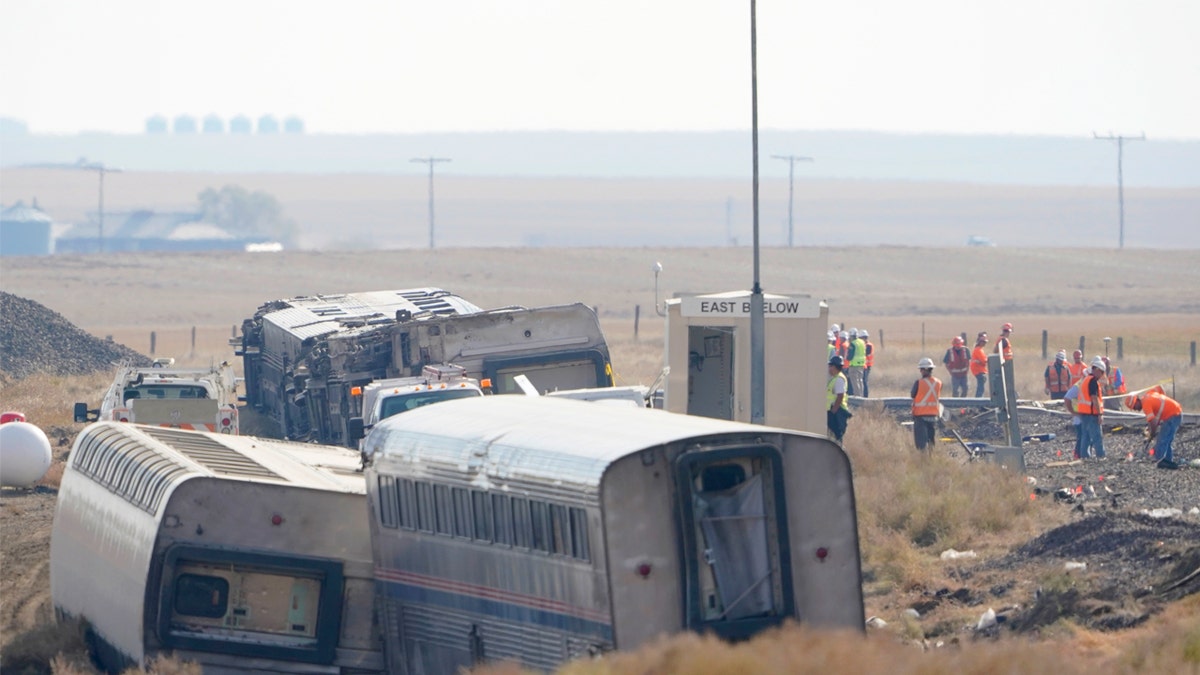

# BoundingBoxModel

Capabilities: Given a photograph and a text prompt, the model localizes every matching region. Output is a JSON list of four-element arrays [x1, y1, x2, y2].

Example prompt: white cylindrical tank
[[0, 421, 53, 487]]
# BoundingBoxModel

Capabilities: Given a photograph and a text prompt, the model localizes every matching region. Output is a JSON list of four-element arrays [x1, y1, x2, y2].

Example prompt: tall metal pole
[[749, 0, 765, 425], [98, 168, 105, 254], [1093, 132, 1145, 249], [771, 154, 813, 247], [410, 156, 451, 249]]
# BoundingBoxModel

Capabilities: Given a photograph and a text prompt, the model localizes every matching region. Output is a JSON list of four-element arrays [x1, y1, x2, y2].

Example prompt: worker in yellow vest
[[826, 355, 851, 443], [910, 357, 943, 452]]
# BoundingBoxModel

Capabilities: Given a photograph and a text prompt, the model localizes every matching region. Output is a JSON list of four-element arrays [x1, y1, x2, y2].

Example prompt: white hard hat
[[918, 357, 935, 369], [831, 323, 840, 332], [849, 327, 858, 335], [1090, 356, 1107, 372], [840, 331, 849, 339], [859, 330, 869, 339], [827, 331, 835, 340]]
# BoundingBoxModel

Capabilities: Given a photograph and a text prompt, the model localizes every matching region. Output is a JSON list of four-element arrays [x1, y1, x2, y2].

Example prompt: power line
[[410, 156, 451, 249], [770, 154, 813, 248], [1093, 132, 1145, 249]]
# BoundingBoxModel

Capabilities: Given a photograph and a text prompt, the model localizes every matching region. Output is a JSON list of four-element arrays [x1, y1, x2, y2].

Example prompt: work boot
[[1156, 458, 1179, 470]]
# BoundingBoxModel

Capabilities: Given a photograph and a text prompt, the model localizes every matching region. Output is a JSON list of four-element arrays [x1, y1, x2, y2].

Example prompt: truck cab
[[346, 364, 485, 449]]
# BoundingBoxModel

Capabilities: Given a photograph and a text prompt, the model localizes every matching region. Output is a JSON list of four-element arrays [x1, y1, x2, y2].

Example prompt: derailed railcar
[[307, 302, 614, 447], [362, 396, 863, 674], [237, 288, 482, 440], [50, 423, 382, 673]]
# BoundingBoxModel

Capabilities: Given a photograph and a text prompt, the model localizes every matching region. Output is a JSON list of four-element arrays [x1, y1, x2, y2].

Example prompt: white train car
[[50, 423, 382, 674], [362, 396, 863, 673]]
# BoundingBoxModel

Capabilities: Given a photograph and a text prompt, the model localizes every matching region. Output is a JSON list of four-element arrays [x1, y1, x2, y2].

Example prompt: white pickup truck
[[346, 364, 484, 450], [75, 359, 241, 434]]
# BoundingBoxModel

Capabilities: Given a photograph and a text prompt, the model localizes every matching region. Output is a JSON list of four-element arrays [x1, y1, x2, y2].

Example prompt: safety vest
[[1075, 375, 1100, 415], [945, 347, 970, 376], [1141, 392, 1181, 424], [1068, 361, 1088, 385], [837, 340, 848, 360], [1103, 367, 1126, 396], [849, 338, 867, 367], [865, 341, 875, 368], [1045, 362, 1072, 394], [827, 372, 849, 411], [994, 337, 1013, 361], [827, 343, 835, 360], [970, 346, 988, 376], [912, 376, 942, 417]]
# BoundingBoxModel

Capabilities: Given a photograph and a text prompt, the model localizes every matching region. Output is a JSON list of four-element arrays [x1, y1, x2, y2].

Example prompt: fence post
[[921, 322, 925, 352], [1041, 329, 1048, 359], [232, 324, 237, 338], [961, 331, 968, 345], [1191, 341, 1196, 367], [150, 331, 156, 355], [634, 305, 640, 340], [191, 326, 197, 355], [1079, 335, 1086, 354], [1117, 337, 1123, 359], [879, 329, 884, 350]]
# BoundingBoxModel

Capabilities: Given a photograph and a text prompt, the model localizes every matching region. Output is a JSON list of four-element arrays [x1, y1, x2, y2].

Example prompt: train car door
[[674, 445, 794, 641], [686, 327, 733, 420]]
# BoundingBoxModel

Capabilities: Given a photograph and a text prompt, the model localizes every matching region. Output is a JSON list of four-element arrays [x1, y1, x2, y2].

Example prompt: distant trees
[[197, 185, 298, 246]]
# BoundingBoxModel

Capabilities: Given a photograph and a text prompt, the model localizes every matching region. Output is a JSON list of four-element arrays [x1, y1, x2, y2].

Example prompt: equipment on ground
[[0, 421, 52, 487]]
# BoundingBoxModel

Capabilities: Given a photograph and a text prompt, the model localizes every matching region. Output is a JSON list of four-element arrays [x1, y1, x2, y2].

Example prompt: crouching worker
[[1126, 388, 1184, 470], [911, 357, 943, 452], [827, 355, 852, 443]]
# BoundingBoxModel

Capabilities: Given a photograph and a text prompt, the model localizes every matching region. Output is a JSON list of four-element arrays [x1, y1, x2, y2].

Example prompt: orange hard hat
[[1002, 322, 1013, 332], [953, 336, 964, 346]]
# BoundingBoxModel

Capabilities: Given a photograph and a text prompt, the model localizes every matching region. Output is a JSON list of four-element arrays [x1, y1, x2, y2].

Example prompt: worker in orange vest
[[1101, 356, 1126, 410], [1075, 357, 1107, 459], [1044, 350, 1073, 400], [943, 336, 971, 398], [994, 322, 1014, 362], [860, 329, 875, 398], [1126, 389, 1184, 469], [970, 332, 989, 397], [1067, 349, 1088, 385], [911, 357, 943, 451]]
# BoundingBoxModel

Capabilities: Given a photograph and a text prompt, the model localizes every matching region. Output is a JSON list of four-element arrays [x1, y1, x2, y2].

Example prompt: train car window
[[549, 504, 570, 556], [173, 574, 229, 618], [701, 464, 746, 492], [416, 482, 435, 532], [397, 479, 416, 530], [530, 501, 551, 553], [511, 497, 532, 549], [570, 507, 591, 562], [434, 485, 453, 535], [377, 476, 399, 529], [471, 491, 492, 542], [452, 488, 472, 538], [492, 494, 513, 546]]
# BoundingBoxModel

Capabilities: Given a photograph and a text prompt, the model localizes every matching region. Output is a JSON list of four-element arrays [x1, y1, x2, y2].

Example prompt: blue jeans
[[1072, 420, 1082, 458], [974, 374, 987, 398], [1079, 415, 1105, 458], [1154, 415, 1181, 463]]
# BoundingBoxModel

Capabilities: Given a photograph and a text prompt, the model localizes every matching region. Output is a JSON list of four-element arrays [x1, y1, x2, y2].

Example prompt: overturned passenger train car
[[50, 422, 381, 673], [362, 396, 864, 673]]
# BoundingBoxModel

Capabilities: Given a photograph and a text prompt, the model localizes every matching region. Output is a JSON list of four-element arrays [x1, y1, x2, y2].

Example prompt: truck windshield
[[378, 389, 481, 421], [126, 385, 209, 401]]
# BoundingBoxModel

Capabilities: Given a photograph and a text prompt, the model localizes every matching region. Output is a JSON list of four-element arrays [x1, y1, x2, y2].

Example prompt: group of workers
[[825, 321, 1186, 469]]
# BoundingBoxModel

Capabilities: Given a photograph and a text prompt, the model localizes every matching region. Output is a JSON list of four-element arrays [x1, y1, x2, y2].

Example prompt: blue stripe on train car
[[376, 577, 615, 643]]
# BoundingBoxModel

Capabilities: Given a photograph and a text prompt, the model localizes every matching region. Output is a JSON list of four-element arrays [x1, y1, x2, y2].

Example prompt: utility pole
[[1093, 132, 1145, 249], [749, 0, 765, 425], [22, 158, 120, 253], [410, 156, 451, 249], [770, 154, 813, 247]]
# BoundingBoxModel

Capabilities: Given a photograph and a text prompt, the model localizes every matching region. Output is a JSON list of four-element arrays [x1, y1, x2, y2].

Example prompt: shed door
[[687, 327, 733, 420]]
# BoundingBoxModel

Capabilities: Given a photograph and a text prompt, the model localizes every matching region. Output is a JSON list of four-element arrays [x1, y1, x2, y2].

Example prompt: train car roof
[[364, 395, 806, 489], [76, 422, 366, 495], [260, 288, 483, 336]]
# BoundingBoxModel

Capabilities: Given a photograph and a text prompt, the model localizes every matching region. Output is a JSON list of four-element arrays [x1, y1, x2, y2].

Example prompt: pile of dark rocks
[[0, 291, 149, 380]]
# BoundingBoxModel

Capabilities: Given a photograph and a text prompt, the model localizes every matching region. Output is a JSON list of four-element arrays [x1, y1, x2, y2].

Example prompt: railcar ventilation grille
[[72, 425, 192, 514], [140, 427, 281, 480]]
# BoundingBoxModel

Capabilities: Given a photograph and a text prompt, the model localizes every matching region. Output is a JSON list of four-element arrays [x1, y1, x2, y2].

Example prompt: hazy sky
[[3, 0, 1197, 138]]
